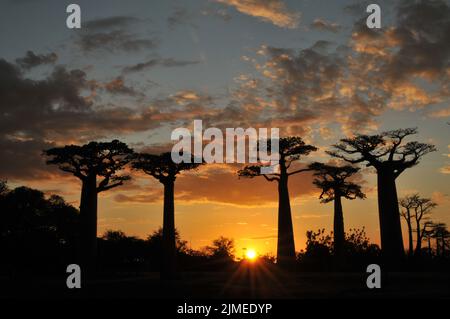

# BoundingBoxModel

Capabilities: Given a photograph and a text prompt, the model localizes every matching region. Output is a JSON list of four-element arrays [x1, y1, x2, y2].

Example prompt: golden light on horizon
[[245, 248, 257, 261]]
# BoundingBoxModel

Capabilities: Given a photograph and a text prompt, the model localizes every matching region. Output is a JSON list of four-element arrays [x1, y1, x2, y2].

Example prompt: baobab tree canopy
[[309, 163, 365, 203], [44, 140, 134, 191], [327, 128, 436, 178], [132, 152, 202, 182], [238, 137, 318, 179]]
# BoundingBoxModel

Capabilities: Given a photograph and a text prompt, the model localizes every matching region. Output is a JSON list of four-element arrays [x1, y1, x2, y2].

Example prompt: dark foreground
[[1, 270, 450, 299]]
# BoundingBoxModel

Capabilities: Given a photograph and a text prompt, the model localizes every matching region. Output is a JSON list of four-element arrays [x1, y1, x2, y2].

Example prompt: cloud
[[0, 59, 209, 180], [77, 30, 158, 53], [235, 0, 450, 136], [428, 107, 450, 118], [84, 16, 140, 30], [75, 15, 158, 53], [216, 0, 300, 29], [111, 164, 318, 206], [167, 7, 196, 30], [15, 51, 58, 70], [122, 57, 201, 74], [441, 165, 450, 174], [431, 191, 449, 204], [101, 76, 143, 97], [201, 7, 232, 22], [310, 18, 341, 33]]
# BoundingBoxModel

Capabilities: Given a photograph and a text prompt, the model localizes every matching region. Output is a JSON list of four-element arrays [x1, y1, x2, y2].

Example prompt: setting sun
[[245, 249, 257, 260]]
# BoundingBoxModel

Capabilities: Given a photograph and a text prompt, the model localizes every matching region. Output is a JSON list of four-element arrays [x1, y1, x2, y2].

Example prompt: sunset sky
[[1, 0, 449, 258]]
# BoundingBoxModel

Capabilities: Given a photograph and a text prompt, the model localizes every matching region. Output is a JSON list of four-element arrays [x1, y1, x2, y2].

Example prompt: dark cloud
[[84, 16, 140, 30], [99, 76, 143, 97], [167, 7, 196, 30], [310, 18, 341, 33], [77, 30, 159, 53], [15, 51, 58, 70], [0, 59, 173, 180], [74, 15, 158, 53], [122, 57, 201, 73]]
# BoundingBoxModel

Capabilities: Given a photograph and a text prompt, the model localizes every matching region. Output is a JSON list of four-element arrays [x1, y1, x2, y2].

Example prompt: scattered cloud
[[310, 18, 341, 33], [122, 57, 201, 74], [75, 15, 158, 53], [216, 0, 300, 29], [15, 50, 58, 70]]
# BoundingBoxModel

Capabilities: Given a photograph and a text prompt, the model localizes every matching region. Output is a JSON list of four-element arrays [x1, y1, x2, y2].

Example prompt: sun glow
[[245, 249, 257, 260]]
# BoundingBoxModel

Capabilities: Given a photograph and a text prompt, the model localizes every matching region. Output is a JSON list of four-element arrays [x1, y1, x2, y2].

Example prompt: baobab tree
[[132, 152, 201, 278], [238, 137, 317, 267], [400, 194, 436, 257], [399, 195, 417, 257], [328, 128, 436, 266], [413, 196, 436, 256], [432, 223, 449, 257], [44, 140, 133, 270], [309, 162, 365, 257]]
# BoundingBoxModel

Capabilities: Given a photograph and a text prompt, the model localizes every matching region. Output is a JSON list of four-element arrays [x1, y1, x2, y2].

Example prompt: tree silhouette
[[0, 180, 8, 195], [399, 195, 416, 257], [132, 152, 201, 278], [238, 137, 317, 267], [432, 223, 449, 257], [414, 196, 435, 256], [44, 140, 133, 271], [309, 162, 365, 257], [206, 236, 235, 261], [328, 128, 436, 266], [400, 195, 436, 257], [0, 186, 80, 275]]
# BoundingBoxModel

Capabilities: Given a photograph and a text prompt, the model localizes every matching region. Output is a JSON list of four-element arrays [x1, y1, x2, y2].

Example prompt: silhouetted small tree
[[206, 236, 235, 261], [238, 137, 317, 267], [328, 128, 436, 266], [309, 162, 365, 257], [399, 195, 416, 257], [400, 194, 436, 257], [132, 152, 201, 278], [44, 140, 133, 271], [0, 180, 8, 196], [432, 223, 449, 257]]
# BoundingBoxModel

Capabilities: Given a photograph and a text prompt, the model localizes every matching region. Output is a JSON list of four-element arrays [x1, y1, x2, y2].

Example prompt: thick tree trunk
[[276, 166, 296, 267], [333, 193, 345, 257], [377, 169, 405, 267], [162, 179, 176, 279], [79, 174, 98, 273], [414, 221, 422, 257], [427, 237, 431, 256]]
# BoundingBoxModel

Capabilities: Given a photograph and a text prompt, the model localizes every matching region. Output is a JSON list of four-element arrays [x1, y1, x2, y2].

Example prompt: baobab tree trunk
[[414, 221, 422, 257], [79, 173, 98, 274], [427, 237, 432, 256], [333, 193, 345, 258], [377, 169, 405, 267], [276, 168, 296, 267], [406, 220, 413, 257], [162, 179, 176, 279]]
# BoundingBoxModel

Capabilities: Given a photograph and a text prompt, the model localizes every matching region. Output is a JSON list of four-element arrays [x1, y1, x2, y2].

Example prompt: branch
[[262, 174, 280, 182], [288, 168, 312, 176]]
